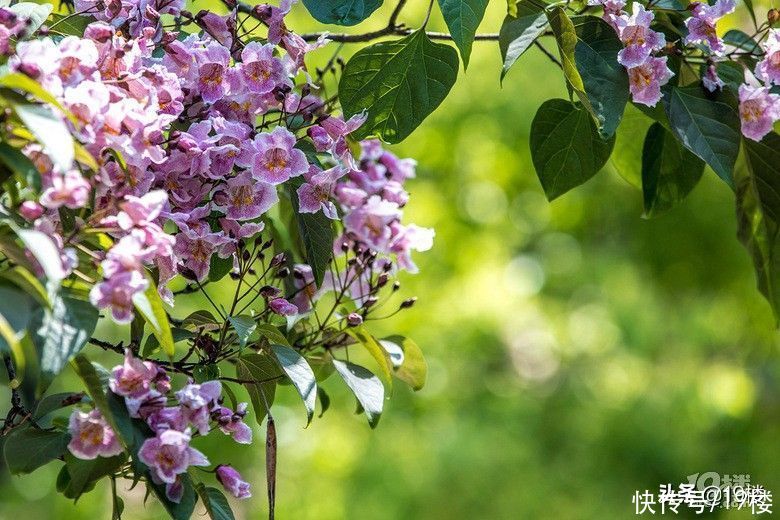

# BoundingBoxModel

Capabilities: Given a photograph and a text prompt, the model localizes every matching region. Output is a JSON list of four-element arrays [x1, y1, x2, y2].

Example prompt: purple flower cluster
[[738, 30, 780, 141], [591, 0, 674, 107], [5, 0, 431, 325], [684, 0, 736, 55], [68, 350, 252, 502]]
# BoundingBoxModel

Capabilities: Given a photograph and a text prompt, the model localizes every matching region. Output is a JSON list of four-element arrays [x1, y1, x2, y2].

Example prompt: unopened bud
[[400, 297, 417, 309], [270, 252, 286, 267], [347, 313, 363, 326], [769, 8, 780, 23], [392, 281, 401, 291], [276, 267, 290, 278]]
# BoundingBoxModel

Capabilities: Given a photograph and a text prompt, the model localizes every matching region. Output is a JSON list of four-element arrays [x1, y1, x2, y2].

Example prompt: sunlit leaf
[[271, 344, 317, 425], [438, 0, 490, 68], [333, 359, 384, 428], [499, 0, 548, 80], [132, 274, 174, 358], [340, 30, 459, 143]]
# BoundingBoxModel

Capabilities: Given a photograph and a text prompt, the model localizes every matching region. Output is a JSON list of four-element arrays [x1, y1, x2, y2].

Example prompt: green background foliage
[[2, 1, 780, 519]]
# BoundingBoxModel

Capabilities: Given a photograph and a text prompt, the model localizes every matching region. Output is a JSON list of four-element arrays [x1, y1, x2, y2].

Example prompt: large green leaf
[[529, 99, 615, 200], [301, 0, 383, 26], [132, 274, 174, 358], [381, 335, 427, 390], [0, 141, 40, 190], [333, 359, 384, 428], [3, 427, 70, 475], [339, 30, 459, 143], [610, 103, 653, 189], [641, 123, 704, 217], [737, 133, 780, 323], [573, 16, 629, 138], [287, 180, 334, 287], [665, 86, 740, 187], [14, 227, 67, 283], [8, 99, 74, 173], [30, 293, 99, 394], [235, 353, 281, 425], [60, 452, 126, 500], [271, 344, 317, 425], [499, 0, 548, 80], [195, 484, 236, 520], [228, 315, 256, 349], [0, 281, 35, 354], [438, 0, 490, 68], [547, 7, 584, 93], [9, 2, 52, 35], [346, 326, 393, 387]]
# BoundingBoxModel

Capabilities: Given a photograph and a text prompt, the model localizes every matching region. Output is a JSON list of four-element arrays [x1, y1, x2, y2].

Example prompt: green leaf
[[195, 484, 236, 520], [346, 326, 393, 388], [193, 364, 220, 383], [228, 315, 256, 349], [30, 293, 98, 394], [301, 0, 383, 26], [529, 99, 615, 200], [14, 227, 67, 282], [60, 452, 126, 500], [722, 29, 758, 53], [142, 327, 193, 357], [8, 99, 74, 173], [736, 133, 780, 323], [9, 2, 53, 35], [132, 274, 174, 358], [181, 310, 219, 332], [665, 86, 740, 187], [650, 0, 684, 9], [641, 122, 704, 217], [317, 387, 331, 417], [271, 344, 317, 425], [148, 472, 198, 520], [48, 13, 96, 36], [333, 360, 384, 428], [573, 16, 629, 138], [236, 353, 279, 425], [0, 141, 40, 190], [71, 355, 121, 439], [208, 254, 233, 282], [381, 335, 427, 390], [437, 0, 490, 68], [547, 7, 584, 93], [3, 427, 70, 475], [288, 180, 335, 287], [0, 281, 35, 354], [255, 323, 291, 348], [339, 30, 459, 143], [33, 391, 86, 421], [499, 0, 548, 80], [610, 103, 654, 189]]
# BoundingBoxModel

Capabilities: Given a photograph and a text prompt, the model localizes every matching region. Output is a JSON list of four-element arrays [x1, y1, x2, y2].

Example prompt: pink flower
[[756, 29, 780, 86], [739, 82, 780, 142], [19, 201, 43, 220], [627, 56, 674, 107], [67, 408, 124, 460], [115, 190, 168, 230], [251, 127, 308, 184], [89, 269, 149, 323], [109, 349, 158, 399], [214, 403, 252, 444], [216, 465, 251, 499], [40, 171, 90, 209], [237, 42, 287, 94], [269, 297, 298, 316], [343, 195, 402, 249], [389, 223, 435, 274], [138, 429, 209, 484], [290, 264, 318, 313], [702, 63, 724, 92], [176, 380, 222, 434], [684, 0, 735, 55], [173, 227, 231, 281], [147, 406, 188, 433], [614, 4, 665, 68], [214, 174, 278, 220], [196, 42, 231, 103], [297, 166, 344, 219]]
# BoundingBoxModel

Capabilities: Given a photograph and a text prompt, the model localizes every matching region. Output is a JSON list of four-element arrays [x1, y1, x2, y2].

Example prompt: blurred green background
[[3, 1, 780, 518]]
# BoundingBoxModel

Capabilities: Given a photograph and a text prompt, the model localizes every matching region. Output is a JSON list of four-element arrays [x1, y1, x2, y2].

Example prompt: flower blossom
[[684, 0, 736, 55], [627, 57, 674, 107], [67, 409, 123, 460], [739, 80, 780, 142], [614, 4, 666, 68], [216, 465, 252, 499]]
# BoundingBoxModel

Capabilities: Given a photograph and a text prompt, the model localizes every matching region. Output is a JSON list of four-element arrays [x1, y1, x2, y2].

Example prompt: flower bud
[[400, 297, 417, 309], [347, 313, 363, 326], [270, 252, 286, 267], [769, 8, 780, 23]]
